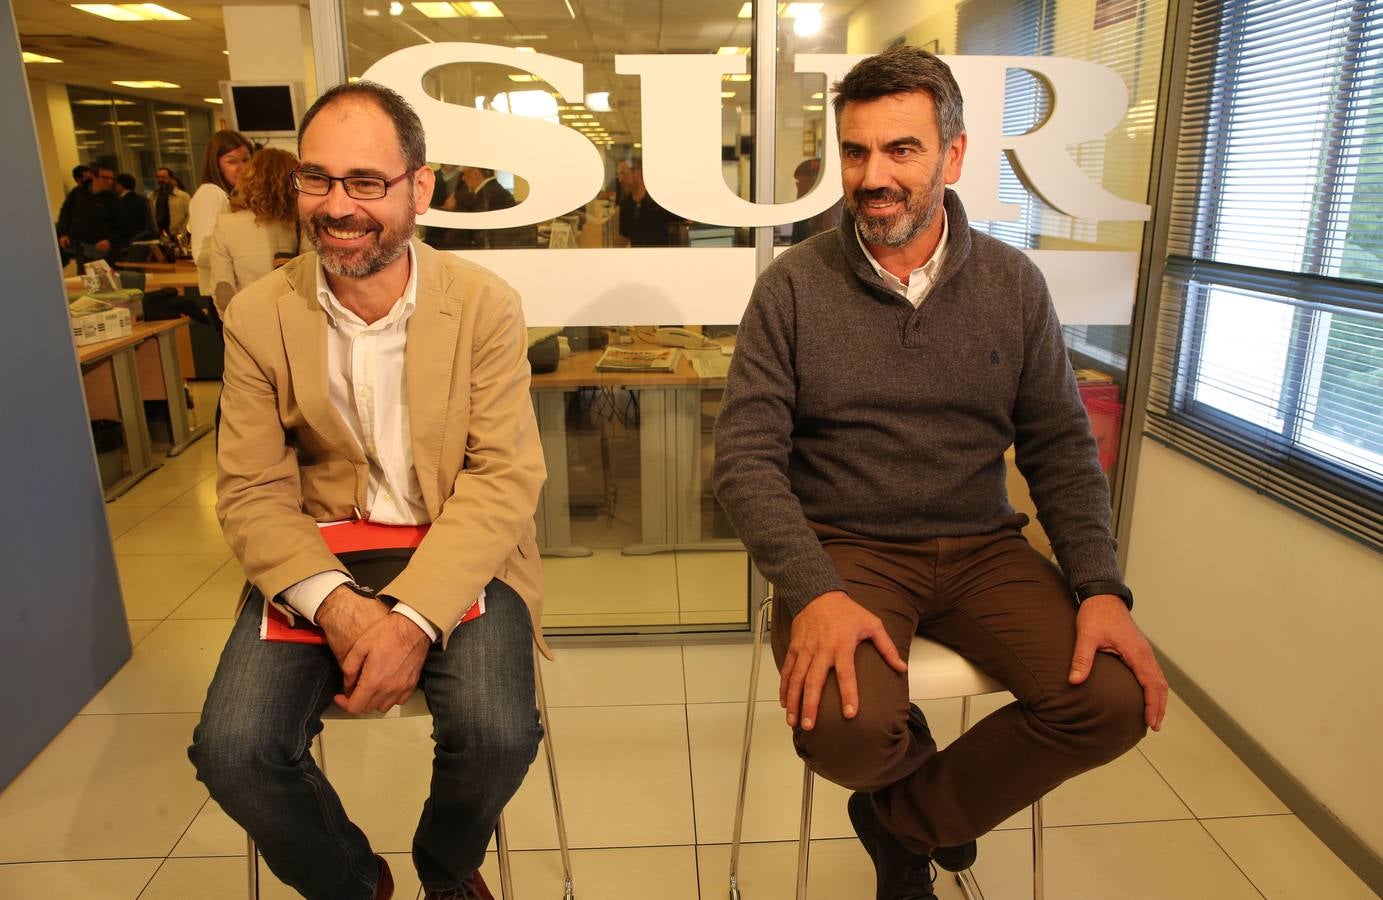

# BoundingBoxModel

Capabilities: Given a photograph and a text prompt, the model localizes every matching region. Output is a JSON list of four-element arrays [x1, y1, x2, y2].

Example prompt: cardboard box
[[71, 307, 132, 347]]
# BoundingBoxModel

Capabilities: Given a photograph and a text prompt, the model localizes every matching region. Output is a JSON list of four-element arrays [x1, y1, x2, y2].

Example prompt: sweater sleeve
[[713, 276, 845, 616], [1010, 261, 1123, 592]]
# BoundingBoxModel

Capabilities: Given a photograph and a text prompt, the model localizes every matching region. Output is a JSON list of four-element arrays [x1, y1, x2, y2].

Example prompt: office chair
[[247, 649, 575, 900], [727, 596, 1045, 900]]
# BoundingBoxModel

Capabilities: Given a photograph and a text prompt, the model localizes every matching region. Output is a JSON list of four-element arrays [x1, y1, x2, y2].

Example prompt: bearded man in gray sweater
[[714, 46, 1167, 900]]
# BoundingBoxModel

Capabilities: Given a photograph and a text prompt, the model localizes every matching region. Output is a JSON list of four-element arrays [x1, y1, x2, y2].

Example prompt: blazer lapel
[[277, 259, 361, 461], [406, 242, 461, 517]]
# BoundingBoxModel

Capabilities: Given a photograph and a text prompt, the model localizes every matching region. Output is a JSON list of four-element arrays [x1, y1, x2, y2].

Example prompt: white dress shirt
[[279, 244, 440, 641], [856, 209, 950, 307]]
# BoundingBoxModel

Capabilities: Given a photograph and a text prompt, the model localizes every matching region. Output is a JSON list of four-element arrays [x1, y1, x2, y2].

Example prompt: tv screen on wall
[[227, 83, 299, 134]]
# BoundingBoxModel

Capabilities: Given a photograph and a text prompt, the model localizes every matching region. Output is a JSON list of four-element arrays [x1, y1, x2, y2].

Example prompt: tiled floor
[[2, 424, 1376, 898]]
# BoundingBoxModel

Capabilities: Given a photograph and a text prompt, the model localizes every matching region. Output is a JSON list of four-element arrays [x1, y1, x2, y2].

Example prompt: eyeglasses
[[291, 168, 414, 200]]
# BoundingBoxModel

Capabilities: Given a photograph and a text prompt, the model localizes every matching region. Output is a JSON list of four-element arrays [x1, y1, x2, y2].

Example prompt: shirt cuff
[[280, 570, 351, 624], [390, 602, 440, 643]]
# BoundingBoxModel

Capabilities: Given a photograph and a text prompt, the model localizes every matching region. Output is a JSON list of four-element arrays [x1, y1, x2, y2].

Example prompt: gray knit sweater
[[713, 190, 1121, 616]]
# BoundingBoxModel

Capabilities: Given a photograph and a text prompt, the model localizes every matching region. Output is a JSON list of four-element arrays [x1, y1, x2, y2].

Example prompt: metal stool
[[247, 649, 575, 899], [727, 596, 1044, 900]]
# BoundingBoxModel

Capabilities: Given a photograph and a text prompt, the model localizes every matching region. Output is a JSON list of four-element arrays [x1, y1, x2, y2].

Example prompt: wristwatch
[[342, 581, 378, 599], [1074, 580, 1133, 611]]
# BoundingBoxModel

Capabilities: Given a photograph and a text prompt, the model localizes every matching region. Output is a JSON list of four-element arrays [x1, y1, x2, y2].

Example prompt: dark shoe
[[424, 870, 496, 900], [847, 792, 938, 900], [374, 855, 394, 900], [932, 839, 978, 872]]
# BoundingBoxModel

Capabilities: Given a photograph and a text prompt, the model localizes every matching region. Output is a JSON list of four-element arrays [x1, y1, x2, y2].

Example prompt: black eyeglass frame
[[291, 167, 416, 200]]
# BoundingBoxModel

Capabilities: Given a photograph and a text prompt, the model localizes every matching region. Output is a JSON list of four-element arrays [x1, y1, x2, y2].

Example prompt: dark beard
[[846, 162, 945, 248], [306, 211, 412, 279]]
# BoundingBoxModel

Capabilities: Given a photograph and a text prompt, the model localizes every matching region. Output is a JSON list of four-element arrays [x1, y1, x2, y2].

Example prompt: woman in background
[[187, 130, 253, 301], [208, 147, 299, 317]]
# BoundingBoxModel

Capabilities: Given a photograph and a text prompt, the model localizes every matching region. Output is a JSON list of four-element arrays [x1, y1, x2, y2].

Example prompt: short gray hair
[[831, 45, 965, 147], [299, 80, 427, 171]]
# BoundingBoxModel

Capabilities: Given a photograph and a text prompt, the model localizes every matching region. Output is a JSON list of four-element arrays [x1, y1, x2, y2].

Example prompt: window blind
[[1145, 0, 1383, 549]]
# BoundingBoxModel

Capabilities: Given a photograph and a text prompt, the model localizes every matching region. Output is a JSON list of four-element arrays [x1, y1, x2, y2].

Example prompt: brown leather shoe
[[424, 870, 495, 900], [374, 854, 394, 900]]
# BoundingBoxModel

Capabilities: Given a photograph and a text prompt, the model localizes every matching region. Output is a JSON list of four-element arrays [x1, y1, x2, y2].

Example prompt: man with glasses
[[56, 165, 118, 271], [190, 81, 547, 900]]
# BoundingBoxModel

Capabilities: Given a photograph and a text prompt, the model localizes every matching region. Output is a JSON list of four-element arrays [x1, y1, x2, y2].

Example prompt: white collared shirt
[[280, 244, 439, 641], [856, 209, 950, 307]]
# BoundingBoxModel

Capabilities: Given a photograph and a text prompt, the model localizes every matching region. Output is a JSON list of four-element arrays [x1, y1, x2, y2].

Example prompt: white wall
[[27, 79, 78, 219], [1125, 439, 1383, 855]]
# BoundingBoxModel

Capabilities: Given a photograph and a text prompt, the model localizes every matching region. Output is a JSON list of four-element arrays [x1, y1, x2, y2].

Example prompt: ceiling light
[[160, 126, 186, 133], [448, 0, 502, 15], [811, 91, 823, 99], [23, 52, 63, 63], [783, 2, 822, 15], [724, 73, 751, 82], [112, 80, 180, 88], [362, 5, 380, 14], [204, 97, 222, 104], [221, 49, 228, 55], [389, 1, 403, 14], [634, 142, 641, 148], [155, 109, 186, 115], [507, 74, 540, 82], [99, 119, 144, 125], [585, 91, 610, 112], [803, 104, 823, 111], [72, 3, 189, 20], [718, 46, 749, 55], [412, 2, 458, 16], [792, 5, 822, 36], [721, 91, 736, 99], [73, 98, 134, 106], [515, 46, 536, 53]]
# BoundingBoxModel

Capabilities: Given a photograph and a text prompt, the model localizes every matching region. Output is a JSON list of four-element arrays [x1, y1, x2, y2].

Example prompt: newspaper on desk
[[595, 345, 682, 372]]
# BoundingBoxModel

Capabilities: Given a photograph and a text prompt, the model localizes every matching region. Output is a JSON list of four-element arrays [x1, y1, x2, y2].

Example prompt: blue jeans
[[189, 560, 541, 899]]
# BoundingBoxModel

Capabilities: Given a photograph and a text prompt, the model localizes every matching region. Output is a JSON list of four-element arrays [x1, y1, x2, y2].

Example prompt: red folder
[[259, 520, 484, 644]]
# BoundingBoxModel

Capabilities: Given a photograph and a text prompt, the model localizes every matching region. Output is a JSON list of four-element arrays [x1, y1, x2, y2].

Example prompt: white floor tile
[[0, 858, 160, 900], [318, 715, 436, 855], [501, 845, 699, 900], [128, 619, 161, 646], [81, 618, 232, 715], [164, 471, 220, 507], [1203, 814, 1376, 899], [110, 464, 213, 509], [140, 851, 421, 900], [106, 504, 160, 541], [0, 714, 206, 862], [116, 552, 229, 620], [1139, 692, 1289, 818], [540, 644, 685, 707], [696, 839, 973, 900], [978, 820, 1261, 899], [682, 640, 778, 705], [171, 798, 244, 858], [114, 504, 229, 556], [170, 557, 246, 620], [503, 704, 695, 850]]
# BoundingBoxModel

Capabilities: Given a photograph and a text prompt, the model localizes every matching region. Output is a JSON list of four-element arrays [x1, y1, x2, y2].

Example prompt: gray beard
[[307, 216, 412, 279], [849, 163, 946, 249]]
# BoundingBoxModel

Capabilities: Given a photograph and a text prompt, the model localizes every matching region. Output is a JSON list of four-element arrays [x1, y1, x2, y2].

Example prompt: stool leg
[[728, 595, 773, 900], [534, 655, 576, 900], [953, 696, 987, 900], [1032, 798, 1044, 900], [247, 833, 261, 900], [496, 814, 514, 900], [794, 766, 814, 900]]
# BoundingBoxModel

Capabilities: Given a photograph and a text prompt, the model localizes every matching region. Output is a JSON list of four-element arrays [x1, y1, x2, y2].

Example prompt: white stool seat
[[908, 636, 1004, 700]]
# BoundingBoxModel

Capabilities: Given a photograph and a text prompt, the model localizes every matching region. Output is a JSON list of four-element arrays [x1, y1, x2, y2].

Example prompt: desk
[[78, 318, 212, 500], [529, 345, 737, 556], [143, 269, 200, 291]]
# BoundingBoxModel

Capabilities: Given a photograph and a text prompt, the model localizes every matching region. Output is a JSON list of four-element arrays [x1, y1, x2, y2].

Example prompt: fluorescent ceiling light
[[72, 3, 189, 20], [515, 46, 536, 53], [362, 6, 380, 15], [811, 91, 823, 99], [490, 89, 558, 121], [389, 1, 403, 15], [99, 119, 144, 125], [784, 3, 823, 15], [412, 1, 457, 15], [507, 74, 540, 82], [585, 91, 611, 112], [468, 0, 502, 15], [721, 91, 736, 99], [803, 104, 823, 111], [112, 80, 180, 88], [634, 142, 641, 148], [204, 97, 222, 104], [23, 52, 63, 63], [160, 127, 187, 133], [156, 108, 186, 115], [793, 6, 822, 36], [724, 73, 751, 82], [718, 46, 748, 55], [73, 98, 134, 105]]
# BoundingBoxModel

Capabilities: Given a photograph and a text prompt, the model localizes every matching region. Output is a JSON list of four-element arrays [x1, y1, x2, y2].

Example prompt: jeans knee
[[434, 706, 541, 782], [188, 716, 285, 802], [1045, 661, 1147, 763]]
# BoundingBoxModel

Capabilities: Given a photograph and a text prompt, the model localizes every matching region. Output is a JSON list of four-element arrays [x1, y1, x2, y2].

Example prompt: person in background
[[112, 173, 157, 259], [188, 130, 253, 298], [56, 165, 118, 271], [55, 164, 93, 267], [208, 147, 300, 317], [789, 157, 843, 245], [616, 157, 683, 246], [449, 166, 537, 248], [149, 166, 191, 243]]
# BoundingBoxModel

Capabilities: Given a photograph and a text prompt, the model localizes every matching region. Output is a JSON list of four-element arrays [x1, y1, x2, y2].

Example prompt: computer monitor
[[219, 81, 305, 137]]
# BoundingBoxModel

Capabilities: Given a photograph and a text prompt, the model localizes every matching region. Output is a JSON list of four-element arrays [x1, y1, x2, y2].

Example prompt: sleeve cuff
[[280, 570, 351, 624], [390, 602, 441, 643]]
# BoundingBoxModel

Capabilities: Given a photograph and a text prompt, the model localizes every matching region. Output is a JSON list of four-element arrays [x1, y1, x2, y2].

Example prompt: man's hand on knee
[[780, 591, 907, 732], [317, 584, 391, 668], [333, 613, 431, 715], [1069, 595, 1168, 732]]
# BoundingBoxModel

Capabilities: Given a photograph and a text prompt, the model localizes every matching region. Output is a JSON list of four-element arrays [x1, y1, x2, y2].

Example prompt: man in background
[[616, 157, 683, 246], [149, 166, 190, 242], [56, 165, 118, 270], [112, 173, 156, 258]]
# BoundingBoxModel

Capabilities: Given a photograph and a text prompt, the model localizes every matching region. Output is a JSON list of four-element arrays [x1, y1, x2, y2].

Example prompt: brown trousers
[[771, 517, 1146, 854]]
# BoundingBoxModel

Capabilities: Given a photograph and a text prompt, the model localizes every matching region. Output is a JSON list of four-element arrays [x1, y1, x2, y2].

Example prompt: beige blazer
[[208, 210, 300, 316], [216, 240, 548, 653]]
